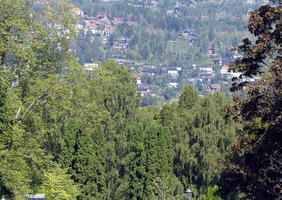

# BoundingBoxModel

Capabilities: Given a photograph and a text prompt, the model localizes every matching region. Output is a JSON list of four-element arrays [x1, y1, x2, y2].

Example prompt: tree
[[127, 123, 147, 200], [220, 1, 282, 199], [158, 87, 236, 199], [61, 119, 107, 200], [127, 123, 182, 200], [93, 60, 140, 199], [179, 85, 198, 110], [0, 0, 81, 198], [40, 166, 79, 200], [203, 186, 222, 200]]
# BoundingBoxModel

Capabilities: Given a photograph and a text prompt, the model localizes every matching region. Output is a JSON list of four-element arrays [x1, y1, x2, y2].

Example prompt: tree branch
[[15, 88, 49, 125]]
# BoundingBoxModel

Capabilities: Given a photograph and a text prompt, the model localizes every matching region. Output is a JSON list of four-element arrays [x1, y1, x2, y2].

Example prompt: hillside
[[71, 0, 265, 106]]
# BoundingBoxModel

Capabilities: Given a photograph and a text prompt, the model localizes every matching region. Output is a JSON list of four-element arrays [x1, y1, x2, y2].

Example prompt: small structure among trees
[[25, 194, 45, 200]]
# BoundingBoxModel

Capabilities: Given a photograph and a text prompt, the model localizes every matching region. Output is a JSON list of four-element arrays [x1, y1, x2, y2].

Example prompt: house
[[168, 82, 178, 88], [140, 0, 158, 7], [230, 72, 242, 78], [142, 64, 155, 69], [176, 67, 182, 71], [220, 65, 244, 78], [136, 78, 142, 85], [84, 63, 99, 72], [168, 68, 179, 77], [167, 10, 174, 15], [220, 66, 229, 74], [198, 67, 214, 78], [232, 52, 243, 59], [199, 67, 213, 74], [113, 37, 128, 49], [137, 88, 150, 97], [132, 73, 142, 79], [210, 84, 221, 92]]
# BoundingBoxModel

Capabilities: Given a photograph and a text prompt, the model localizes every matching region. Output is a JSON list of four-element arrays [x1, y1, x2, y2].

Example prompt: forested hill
[[71, 0, 266, 105]]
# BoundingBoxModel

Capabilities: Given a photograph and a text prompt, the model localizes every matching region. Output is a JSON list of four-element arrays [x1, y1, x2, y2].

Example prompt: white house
[[221, 66, 242, 78], [168, 68, 179, 77], [199, 67, 213, 74], [220, 66, 229, 74], [136, 78, 142, 85], [168, 82, 178, 88], [176, 67, 182, 71], [84, 63, 99, 72]]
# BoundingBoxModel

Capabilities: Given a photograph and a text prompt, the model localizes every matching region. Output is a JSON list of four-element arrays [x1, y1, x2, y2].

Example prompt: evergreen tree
[[127, 123, 182, 200], [93, 60, 140, 199], [127, 123, 147, 200]]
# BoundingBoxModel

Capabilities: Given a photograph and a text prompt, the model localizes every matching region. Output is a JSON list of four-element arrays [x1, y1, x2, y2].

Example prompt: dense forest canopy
[[0, 0, 281, 200]]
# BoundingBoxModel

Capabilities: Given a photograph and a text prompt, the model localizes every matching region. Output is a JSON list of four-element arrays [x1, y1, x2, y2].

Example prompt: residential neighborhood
[[72, 0, 262, 105]]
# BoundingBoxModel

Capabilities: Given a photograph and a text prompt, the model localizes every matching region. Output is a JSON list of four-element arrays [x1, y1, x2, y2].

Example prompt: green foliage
[[159, 86, 236, 199], [179, 85, 198, 110], [0, 0, 82, 199], [1, 1, 239, 199], [40, 166, 79, 200], [127, 123, 183, 200], [203, 185, 222, 200], [221, 1, 282, 199], [74, 0, 256, 66]]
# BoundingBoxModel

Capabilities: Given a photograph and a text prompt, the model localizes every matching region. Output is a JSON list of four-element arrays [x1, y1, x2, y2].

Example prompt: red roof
[[211, 84, 221, 88], [127, 21, 138, 25], [132, 73, 141, 78]]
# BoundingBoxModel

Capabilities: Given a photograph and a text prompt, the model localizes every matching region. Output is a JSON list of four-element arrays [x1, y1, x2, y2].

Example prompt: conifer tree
[[93, 60, 140, 199]]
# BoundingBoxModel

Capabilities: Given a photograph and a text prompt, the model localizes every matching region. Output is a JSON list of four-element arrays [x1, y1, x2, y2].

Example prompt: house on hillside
[[220, 65, 243, 79], [168, 82, 178, 88], [84, 62, 99, 72], [176, 67, 182, 71], [199, 67, 213, 74], [71, 8, 84, 17], [210, 84, 221, 92], [167, 68, 179, 77], [113, 37, 128, 49], [142, 64, 155, 69], [198, 67, 214, 78], [220, 66, 229, 75], [127, 21, 138, 25], [137, 87, 150, 96], [136, 78, 142, 85]]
